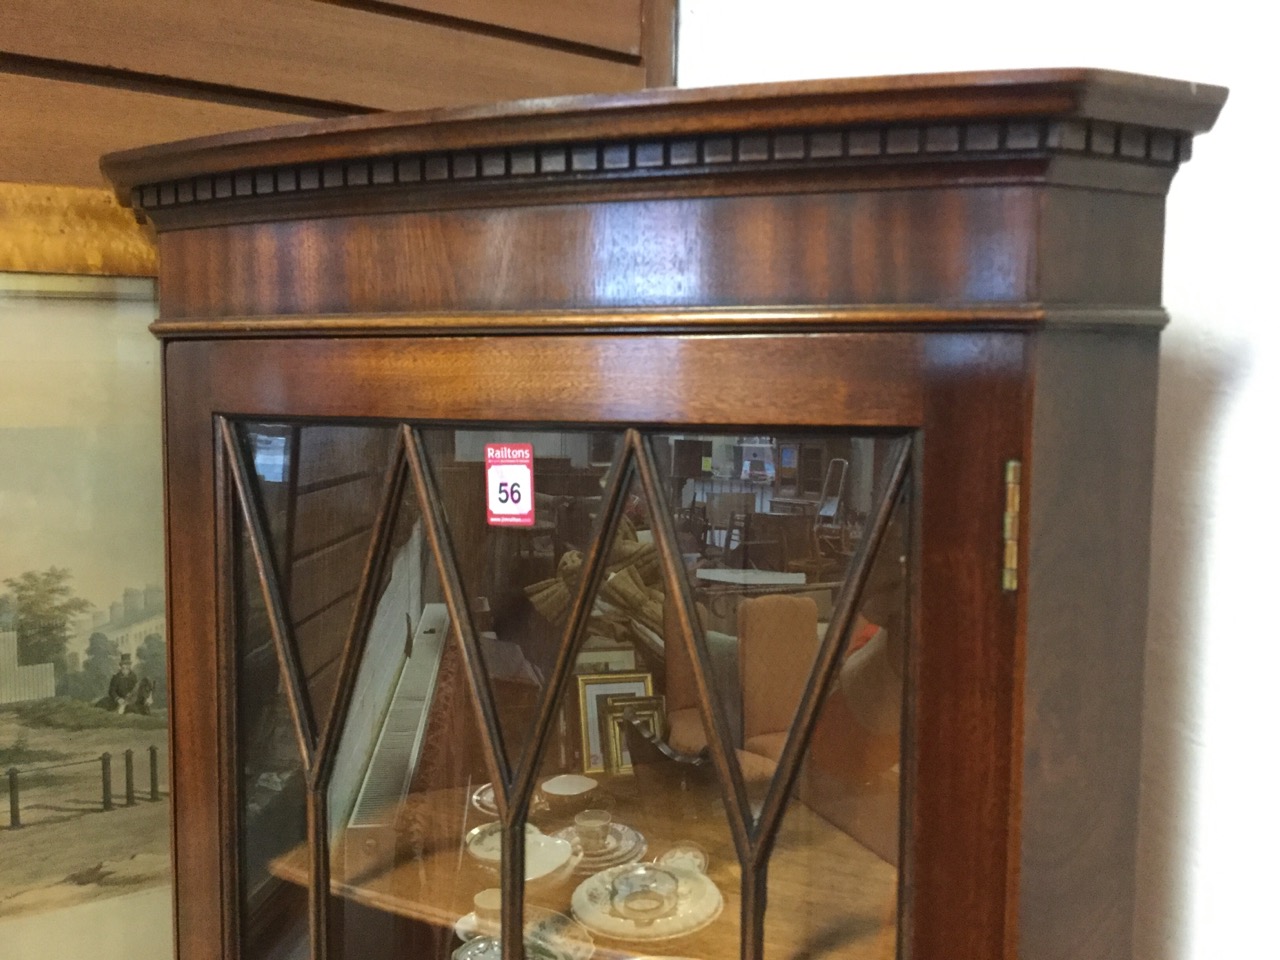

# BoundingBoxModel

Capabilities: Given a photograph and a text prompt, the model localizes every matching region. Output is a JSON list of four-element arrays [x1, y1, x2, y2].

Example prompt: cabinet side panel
[[1038, 189, 1165, 306], [163, 343, 229, 960], [1020, 330, 1160, 960]]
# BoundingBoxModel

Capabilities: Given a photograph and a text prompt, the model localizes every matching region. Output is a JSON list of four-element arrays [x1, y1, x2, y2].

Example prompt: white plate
[[528, 840, 582, 886], [454, 906, 595, 960], [571, 864, 723, 942], [541, 774, 598, 797], [465, 824, 575, 883]]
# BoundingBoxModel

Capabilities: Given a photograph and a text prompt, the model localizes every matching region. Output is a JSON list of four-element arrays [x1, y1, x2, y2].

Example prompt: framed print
[[575, 671, 652, 773], [601, 693, 667, 774], [0, 269, 170, 958], [574, 636, 638, 674]]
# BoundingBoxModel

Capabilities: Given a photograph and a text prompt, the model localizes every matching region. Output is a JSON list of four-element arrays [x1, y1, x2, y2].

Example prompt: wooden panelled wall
[[0, 0, 675, 188]]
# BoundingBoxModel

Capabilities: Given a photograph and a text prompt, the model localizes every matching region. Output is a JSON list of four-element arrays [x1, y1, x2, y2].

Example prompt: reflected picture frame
[[601, 693, 667, 775], [575, 671, 652, 773]]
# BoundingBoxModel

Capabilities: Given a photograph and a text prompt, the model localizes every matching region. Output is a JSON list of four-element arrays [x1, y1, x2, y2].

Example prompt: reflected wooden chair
[[813, 457, 849, 544], [702, 490, 755, 559]]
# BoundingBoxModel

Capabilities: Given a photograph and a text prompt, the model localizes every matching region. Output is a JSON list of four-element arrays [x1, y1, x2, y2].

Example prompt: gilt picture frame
[[575, 671, 652, 774], [600, 693, 667, 774]]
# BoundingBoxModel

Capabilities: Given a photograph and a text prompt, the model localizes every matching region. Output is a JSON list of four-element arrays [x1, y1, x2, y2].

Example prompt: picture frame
[[600, 694, 667, 774], [0, 266, 170, 952], [574, 636, 638, 674], [575, 671, 652, 773]]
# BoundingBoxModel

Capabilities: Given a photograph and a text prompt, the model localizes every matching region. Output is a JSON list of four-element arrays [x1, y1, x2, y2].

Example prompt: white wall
[[678, 4, 1280, 957]]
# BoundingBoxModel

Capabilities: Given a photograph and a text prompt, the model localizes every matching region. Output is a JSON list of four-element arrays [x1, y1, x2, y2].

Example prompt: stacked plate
[[571, 864, 723, 942], [552, 821, 647, 875], [453, 906, 595, 960]]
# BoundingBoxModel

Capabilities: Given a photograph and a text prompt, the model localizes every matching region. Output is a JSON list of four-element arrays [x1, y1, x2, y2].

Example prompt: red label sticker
[[485, 443, 535, 527]]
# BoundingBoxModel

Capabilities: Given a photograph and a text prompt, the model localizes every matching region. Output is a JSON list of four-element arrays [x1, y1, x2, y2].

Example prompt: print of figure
[[97, 653, 139, 713]]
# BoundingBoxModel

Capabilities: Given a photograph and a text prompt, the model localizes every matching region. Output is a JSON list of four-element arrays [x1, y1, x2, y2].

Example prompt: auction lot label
[[485, 443, 535, 526]]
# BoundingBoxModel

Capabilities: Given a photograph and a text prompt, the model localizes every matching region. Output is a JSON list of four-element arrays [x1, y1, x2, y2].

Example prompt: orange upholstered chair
[[663, 596, 709, 756], [737, 593, 821, 777]]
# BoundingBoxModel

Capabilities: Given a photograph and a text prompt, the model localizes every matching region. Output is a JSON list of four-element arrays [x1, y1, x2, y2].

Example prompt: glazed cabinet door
[[162, 330, 1026, 960], [224, 419, 912, 960]]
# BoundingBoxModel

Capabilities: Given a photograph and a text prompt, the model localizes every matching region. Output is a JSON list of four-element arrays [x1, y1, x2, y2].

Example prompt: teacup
[[472, 888, 501, 932], [609, 864, 678, 921], [573, 808, 612, 855]]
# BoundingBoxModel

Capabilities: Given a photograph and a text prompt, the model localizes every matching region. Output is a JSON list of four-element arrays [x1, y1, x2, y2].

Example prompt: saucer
[[464, 822, 541, 863], [655, 842, 709, 874], [454, 907, 595, 960], [452, 936, 572, 960], [471, 783, 499, 818], [571, 863, 723, 942], [553, 822, 647, 873], [474, 781, 549, 818]]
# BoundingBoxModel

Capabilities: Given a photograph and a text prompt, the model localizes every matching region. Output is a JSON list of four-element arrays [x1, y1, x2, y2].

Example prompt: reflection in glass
[[763, 489, 908, 960], [653, 432, 904, 816], [229, 422, 911, 960], [240, 423, 397, 731], [235, 506, 309, 960], [427, 428, 622, 771], [523, 469, 742, 960], [325, 478, 472, 959]]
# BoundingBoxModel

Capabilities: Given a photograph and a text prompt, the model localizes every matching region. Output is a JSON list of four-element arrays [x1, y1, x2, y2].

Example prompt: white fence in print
[[0, 630, 55, 705]]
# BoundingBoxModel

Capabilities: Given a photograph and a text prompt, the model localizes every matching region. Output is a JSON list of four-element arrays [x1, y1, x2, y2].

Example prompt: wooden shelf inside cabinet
[[103, 68, 1225, 960]]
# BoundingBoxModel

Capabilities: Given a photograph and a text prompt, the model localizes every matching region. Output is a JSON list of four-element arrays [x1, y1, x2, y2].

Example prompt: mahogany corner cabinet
[[103, 69, 1226, 960]]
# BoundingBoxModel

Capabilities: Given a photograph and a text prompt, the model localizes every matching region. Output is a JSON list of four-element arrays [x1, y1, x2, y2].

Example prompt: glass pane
[[653, 432, 906, 819], [514, 469, 741, 960], [763, 487, 908, 960], [326, 478, 490, 960], [235, 505, 310, 960], [426, 427, 622, 772], [240, 422, 398, 731]]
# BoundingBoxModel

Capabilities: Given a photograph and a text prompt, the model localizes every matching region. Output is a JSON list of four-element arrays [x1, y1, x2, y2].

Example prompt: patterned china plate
[[452, 936, 570, 960], [472, 781, 548, 818], [464, 822, 541, 862], [571, 864, 723, 942], [454, 906, 595, 960], [552, 822, 647, 874]]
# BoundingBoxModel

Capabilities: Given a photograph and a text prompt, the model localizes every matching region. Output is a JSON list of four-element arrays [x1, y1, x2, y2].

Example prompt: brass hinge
[[1002, 460, 1021, 592]]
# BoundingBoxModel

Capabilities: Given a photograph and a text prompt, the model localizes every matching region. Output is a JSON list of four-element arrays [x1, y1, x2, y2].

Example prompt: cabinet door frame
[[162, 327, 1028, 960]]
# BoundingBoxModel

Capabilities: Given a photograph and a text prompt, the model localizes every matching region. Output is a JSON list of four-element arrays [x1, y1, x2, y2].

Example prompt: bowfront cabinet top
[[104, 69, 1225, 960]]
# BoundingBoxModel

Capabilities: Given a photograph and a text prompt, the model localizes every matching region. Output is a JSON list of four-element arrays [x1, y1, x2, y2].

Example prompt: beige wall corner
[[0, 183, 156, 277]]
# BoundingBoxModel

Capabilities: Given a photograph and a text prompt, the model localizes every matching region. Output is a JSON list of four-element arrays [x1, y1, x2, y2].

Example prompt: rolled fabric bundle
[[524, 577, 570, 621], [601, 568, 649, 610]]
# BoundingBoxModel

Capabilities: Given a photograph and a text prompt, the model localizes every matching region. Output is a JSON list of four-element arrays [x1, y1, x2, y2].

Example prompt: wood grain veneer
[[0, 0, 645, 111], [3, 0, 671, 187], [107, 71, 1225, 960]]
